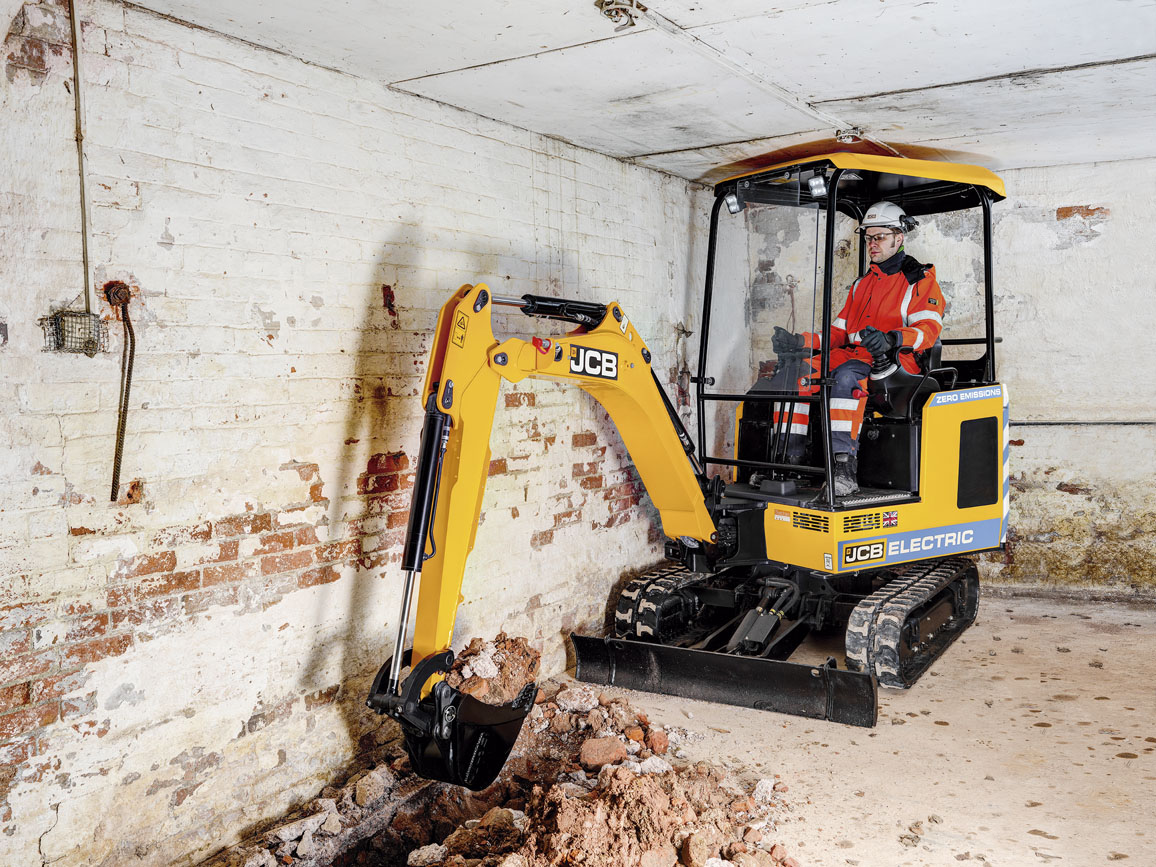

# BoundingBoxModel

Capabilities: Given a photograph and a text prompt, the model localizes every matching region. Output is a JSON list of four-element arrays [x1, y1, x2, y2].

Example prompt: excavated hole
[[199, 635, 802, 867]]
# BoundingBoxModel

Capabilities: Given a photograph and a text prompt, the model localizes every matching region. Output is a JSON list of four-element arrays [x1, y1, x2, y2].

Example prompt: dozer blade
[[571, 633, 877, 727], [367, 650, 536, 791]]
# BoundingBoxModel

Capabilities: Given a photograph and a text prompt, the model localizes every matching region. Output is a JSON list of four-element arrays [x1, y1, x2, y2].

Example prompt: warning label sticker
[[451, 312, 468, 348]]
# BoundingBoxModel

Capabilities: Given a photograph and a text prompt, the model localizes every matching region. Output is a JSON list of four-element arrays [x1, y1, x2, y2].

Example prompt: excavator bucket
[[367, 650, 536, 791]]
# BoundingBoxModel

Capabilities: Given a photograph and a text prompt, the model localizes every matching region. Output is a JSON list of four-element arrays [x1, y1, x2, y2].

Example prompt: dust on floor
[[629, 592, 1156, 865]]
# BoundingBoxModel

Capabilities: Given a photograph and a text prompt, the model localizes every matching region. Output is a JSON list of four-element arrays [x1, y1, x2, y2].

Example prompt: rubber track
[[614, 564, 698, 639], [845, 557, 974, 688]]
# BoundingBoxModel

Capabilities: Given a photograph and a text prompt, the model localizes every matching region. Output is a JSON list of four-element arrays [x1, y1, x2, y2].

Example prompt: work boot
[[833, 453, 859, 497]]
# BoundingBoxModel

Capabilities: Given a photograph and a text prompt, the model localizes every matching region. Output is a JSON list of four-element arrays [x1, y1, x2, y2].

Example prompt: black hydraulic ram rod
[[383, 392, 451, 698]]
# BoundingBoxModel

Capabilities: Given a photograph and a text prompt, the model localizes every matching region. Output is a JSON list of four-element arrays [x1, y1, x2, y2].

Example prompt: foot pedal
[[367, 650, 536, 791]]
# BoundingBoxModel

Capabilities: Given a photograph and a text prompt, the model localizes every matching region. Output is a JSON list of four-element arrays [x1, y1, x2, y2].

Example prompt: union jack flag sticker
[[882, 510, 899, 527]]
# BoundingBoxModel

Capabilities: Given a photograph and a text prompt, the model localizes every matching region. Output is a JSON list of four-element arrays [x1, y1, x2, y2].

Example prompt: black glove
[[772, 326, 803, 355], [859, 326, 896, 356]]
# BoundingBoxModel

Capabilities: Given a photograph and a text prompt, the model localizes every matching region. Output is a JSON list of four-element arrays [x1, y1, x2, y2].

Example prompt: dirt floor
[[204, 592, 1154, 867], [618, 592, 1156, 865]]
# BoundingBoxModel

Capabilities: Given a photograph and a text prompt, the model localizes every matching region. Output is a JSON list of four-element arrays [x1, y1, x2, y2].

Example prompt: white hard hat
[[861, 201, 915, 232]]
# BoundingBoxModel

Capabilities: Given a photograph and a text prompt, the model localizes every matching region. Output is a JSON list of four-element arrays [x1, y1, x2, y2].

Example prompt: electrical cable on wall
[[106, 282, 135, 501]]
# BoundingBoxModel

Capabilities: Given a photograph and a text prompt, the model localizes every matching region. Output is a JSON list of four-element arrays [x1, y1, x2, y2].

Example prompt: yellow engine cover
[[764, 384, 1009, 573]]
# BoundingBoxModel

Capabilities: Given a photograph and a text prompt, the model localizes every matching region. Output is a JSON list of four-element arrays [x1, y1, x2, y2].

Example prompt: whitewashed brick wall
[[0, 2, 709, 864]]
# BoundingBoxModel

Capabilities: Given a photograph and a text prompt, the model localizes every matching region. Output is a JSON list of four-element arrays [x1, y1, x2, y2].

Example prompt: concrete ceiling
[[129, 0, 1156, 182]]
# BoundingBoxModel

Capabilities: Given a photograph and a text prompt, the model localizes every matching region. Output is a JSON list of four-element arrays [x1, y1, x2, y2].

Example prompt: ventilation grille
[[792, 512, 829, 533], [843, 513, 882, 533]]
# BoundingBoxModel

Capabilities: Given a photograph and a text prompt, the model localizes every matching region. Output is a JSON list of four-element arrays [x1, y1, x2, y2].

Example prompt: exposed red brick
[[298, 565, 340, 589], [572, 461, 602, 478], [304, 685, 340, 710], [254, 530, 297, 556], [294, 526, 319, 547], [152, 522, 212, 547], [246, 697, 294, 734], [213, 512, 273, 538], [572, 432, 598, 448], [182, 586, 240, 616], [579, 475, 604, 490], [358, 474, 400, 495], [196, 539, 238, 565], [1056, 205, 1109, 220], [386, 510, 409, 530], [0, 733, 38, 766], [64, 614, 109, 643], [309, 482, 326, 503], [366, 452, 408, 475], [261, 549, 314, 575], [137, 570, 202, 601], [608, 497, 638, 514], [505, 392, 536, 408], [111, 598, 181, 631], [603, 481, 641, 500], [0, 682, 30, 715], [0, 629, 33, 656], [63, 634, 132, 668], [122, 551, 177, 578], [530, 529, 554, 549], [202, 561, 257, 587], [488, 458, 508, 476], [603, 512, 631, 529], [316, 540, 360, 563], [0, 701, 59, 741], [116, 478, 145, 505], [280, 460, 319, 481], [69, 526, 96, 536], [105, 585, 134, 609], [0, 651, 55, 687], [29, 669, 88, 703], [61, 692, 97, 720], [0, 603, 52, 631], [553, 509, 582, 527]]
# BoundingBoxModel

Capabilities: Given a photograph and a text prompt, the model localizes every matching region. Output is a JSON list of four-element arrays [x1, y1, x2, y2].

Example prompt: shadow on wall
[[294, 219, 427, 755]]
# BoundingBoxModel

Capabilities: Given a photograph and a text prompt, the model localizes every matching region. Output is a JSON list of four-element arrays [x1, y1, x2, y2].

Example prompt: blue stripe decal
[[838, 518, 1003, 569]]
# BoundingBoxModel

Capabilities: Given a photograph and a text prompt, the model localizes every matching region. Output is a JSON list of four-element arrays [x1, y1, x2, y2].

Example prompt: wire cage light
[[39, 308, 108, 357]]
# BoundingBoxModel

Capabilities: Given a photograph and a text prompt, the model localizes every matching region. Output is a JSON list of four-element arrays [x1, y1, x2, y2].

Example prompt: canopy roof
[[715, 152, 1006, 217]]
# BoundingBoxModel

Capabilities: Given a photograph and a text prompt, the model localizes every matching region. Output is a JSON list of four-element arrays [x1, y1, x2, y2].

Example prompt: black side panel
[[858, 421, 920, 492], [957, 417, 999, 508]]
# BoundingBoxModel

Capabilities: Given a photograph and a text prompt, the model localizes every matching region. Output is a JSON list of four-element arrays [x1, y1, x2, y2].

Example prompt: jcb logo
[[569, 346, 618, 380], [843, 540, 886, 566]]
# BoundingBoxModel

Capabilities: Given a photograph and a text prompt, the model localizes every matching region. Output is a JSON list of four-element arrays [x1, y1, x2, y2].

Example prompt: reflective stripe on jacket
[[803, 254, 945, 373]]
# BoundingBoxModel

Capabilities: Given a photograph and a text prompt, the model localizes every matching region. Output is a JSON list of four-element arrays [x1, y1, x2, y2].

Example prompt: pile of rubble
[[201, 636, 801, 867]]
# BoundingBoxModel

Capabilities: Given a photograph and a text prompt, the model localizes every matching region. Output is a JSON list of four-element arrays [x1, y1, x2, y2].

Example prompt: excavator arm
[[366, 284, 716, 789]]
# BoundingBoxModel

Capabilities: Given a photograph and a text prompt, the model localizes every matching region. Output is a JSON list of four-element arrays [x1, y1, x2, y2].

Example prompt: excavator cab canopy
[[715, 152, 1005, 217], [697, 153, 1005, 505]]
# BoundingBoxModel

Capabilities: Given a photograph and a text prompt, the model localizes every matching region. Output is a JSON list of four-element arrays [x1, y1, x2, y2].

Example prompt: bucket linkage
[[365, 393, 535, 791]]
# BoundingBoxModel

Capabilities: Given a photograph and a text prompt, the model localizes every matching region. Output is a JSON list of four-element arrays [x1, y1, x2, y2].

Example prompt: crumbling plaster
[[0, 1, 1153, 866], [1, 1, 706, 863]]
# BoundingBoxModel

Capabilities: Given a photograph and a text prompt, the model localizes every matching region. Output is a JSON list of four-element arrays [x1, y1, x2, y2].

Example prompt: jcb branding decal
[[837, 518, 1002, 569], [843, 540, 886, 566], [569, 346, 618, 379]]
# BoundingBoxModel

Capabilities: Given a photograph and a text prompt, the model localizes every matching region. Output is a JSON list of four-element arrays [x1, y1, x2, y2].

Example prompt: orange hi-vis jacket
[[803, 254, 946, 373]]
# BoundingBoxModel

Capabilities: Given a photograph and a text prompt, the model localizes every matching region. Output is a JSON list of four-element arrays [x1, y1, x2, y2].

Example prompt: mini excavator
[[366, 154, 1010, 790]]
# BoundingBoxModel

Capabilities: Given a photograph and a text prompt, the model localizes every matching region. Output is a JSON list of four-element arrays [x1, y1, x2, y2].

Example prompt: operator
[[770, 201, 945, 496]]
